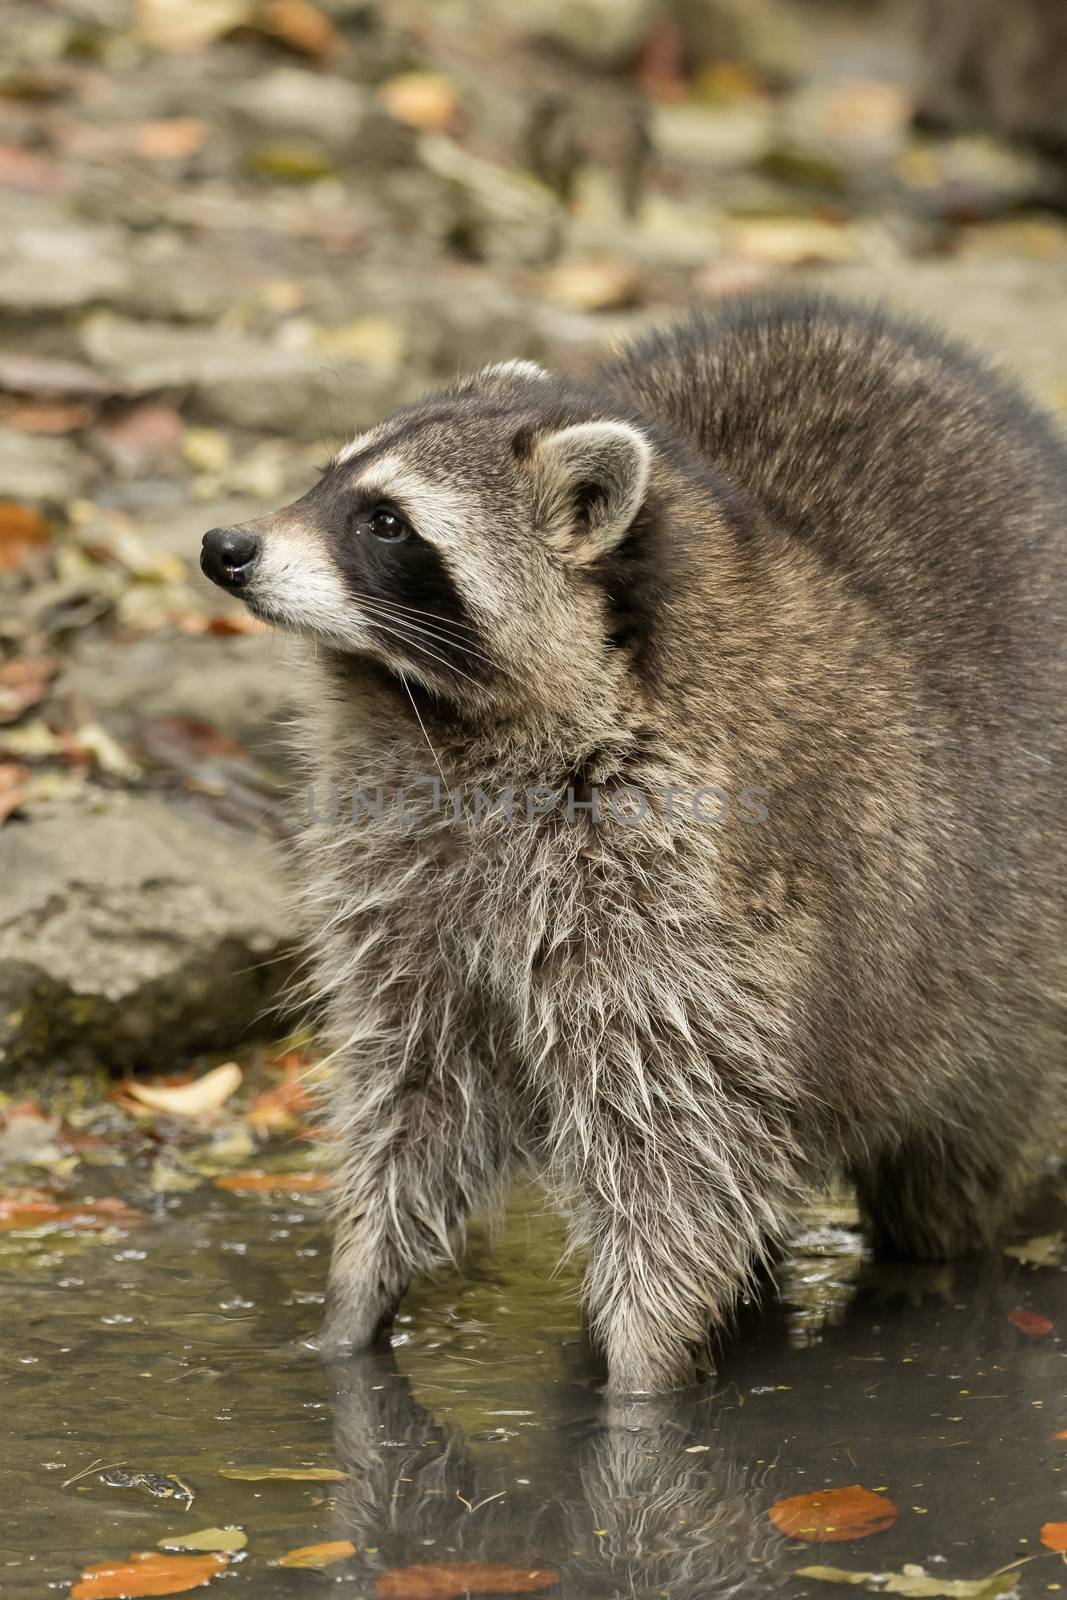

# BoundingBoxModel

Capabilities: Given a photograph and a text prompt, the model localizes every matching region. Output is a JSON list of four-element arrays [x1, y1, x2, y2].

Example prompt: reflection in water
[[3, 1179, 1066, 1597]]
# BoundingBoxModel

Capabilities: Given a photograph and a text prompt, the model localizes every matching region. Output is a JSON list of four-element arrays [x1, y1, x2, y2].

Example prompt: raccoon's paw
[[307, 1282, 401, 1359]]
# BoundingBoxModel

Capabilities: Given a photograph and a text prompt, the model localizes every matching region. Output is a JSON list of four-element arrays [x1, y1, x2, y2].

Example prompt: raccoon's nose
[[200, 527, 260, 590]]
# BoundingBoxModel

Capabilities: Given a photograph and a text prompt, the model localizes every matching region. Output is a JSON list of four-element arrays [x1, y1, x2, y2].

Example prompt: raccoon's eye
[[368, 506, 410, 543]]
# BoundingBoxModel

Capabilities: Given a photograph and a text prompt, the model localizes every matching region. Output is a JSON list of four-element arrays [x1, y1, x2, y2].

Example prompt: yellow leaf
[[127, 1064, 242, 1118], [158, 1529, 247, 1554]]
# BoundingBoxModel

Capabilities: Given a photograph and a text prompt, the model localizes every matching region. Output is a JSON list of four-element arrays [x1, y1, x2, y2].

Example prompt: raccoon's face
[[200, 362, 654, 720]]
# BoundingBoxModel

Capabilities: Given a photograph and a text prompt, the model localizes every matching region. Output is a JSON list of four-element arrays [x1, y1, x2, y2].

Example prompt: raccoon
[[201, 292, 1067, 1395]]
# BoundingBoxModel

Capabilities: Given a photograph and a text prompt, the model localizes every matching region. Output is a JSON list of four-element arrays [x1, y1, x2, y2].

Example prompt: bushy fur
[[218, 293, 1067, 1394]]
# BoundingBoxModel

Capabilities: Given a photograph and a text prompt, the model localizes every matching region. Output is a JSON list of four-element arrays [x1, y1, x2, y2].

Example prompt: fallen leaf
[[219, 1466, 347, 1481], [3, 400, 95, 433], [769, 1486, 899, 1543], [244, 142, 336, 181], [0, 656, 59, 723], [376, 1563, 560, 1599], [1003, 1232, 1065, 1268], [257, 0, 337, 61], [0, 502, 50, 570], [731, 217, 861, 265], [248, 1057, 318, 1134], [125, 1064, 242, 1119], [380, 72, 459, 132], [796, 1564, 1018, 1597], [0, 1189, 144, 1234], [636, 18, 687, 104], [1008, 1308, 1053, 1337], [158, 1530, 247, 1555], [0, 762, 29, 823], [133, 119, 209, 160], [0, 143, 65, 193], [1055, 1430, 1067, 1440], [135, 0, 252, 50], [72, 1550, 227, 1599], [214, 1170, 330, 1193], [277, 1540, 357, 1568], [171, 611, 266, 637], [1041, 1521, 1067, 1552], [543, 258, 640, 312]]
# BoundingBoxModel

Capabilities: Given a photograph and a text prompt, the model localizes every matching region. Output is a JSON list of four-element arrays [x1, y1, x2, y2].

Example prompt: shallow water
[[3, 1171, 1067, 1598]]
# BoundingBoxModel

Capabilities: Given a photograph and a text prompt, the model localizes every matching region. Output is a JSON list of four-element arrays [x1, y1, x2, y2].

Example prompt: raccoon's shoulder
[[602, 291, 1067, 544]]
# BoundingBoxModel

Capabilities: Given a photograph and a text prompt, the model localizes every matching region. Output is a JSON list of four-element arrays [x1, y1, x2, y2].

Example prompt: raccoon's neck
[[306, 650, 638, 796]]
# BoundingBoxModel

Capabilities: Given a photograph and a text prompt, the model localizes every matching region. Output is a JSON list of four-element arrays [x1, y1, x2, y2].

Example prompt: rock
[[0, 796, 295, 1071], [68, 629, 295, 773], [417, 134, 562, 265], [79, 315, 396, 439], [228, 67, 411, 164], [0, 216, 131, 312], [0, 425, 96, 503]]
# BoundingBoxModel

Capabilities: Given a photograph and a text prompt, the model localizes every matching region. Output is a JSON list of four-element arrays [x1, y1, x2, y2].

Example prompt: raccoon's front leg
[[316, 1049, 516, 1355], [570, 1114, 795, 1395]]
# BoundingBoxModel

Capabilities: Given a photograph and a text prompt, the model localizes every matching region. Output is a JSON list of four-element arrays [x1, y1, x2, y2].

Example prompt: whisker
[[360, 600, 502, 672], [358, 613, 483, 688]]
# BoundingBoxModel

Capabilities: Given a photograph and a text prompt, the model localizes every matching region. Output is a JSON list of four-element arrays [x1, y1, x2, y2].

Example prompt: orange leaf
[[72, 1551, 227, 1598], [133, 119, 209, 160], [1041, 1521, 1067, 1552], [4, 400, 95, 433], [248, 1057, 318, 1133], [0, 503, 50, 570], [1009, 1308, 1054, 1337], [214, 1170, 331, 1193], [0, 655, 59, 722], [376, 1564, 560, 1600], [380, 72, 459, 133], [768, 1485, 899, 1543], [257, 0, 337, 61], [277, 1540, 356, 1568], [0, 1190, 144, 1234], [1055, 1430, 1067, 1440]]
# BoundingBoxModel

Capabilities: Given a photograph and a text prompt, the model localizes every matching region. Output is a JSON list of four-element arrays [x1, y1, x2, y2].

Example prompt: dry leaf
[[0, 502, 50, 570], [277, 1540, 357, 1568], [72, 1550, 227, 1599], [543, 258, 640, 312], [214, 1170, 330, 1193], [126, 1064, 242, 1118], [769, 1486, 899, 1543], [248, 1057, 318, 1134], [1003, 1232, 1065, 1268], [376, 1563, 559, 1599], [136, 0, 252, 50], [257, 0, 337, 60], [380, 72, 459, 132], [796, 1565, 1018, 1597], [220, 1466, 347, 1481], [1041, 1520, 1067, 1552], [0, 143, 65, 194], [0, 762, 29, 824], [3, 401, 95, 434], [158, 1530, 246, 1555], [1008, 1308, 1053, 1337], [731, 218, 861, 266], [0, 1189, 144, 1234], [0, 657, 59, 724], [133, 119, 209, 160]]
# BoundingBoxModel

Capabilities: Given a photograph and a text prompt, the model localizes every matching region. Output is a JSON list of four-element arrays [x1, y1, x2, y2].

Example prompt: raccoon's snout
[[201, 527, 260, 591]]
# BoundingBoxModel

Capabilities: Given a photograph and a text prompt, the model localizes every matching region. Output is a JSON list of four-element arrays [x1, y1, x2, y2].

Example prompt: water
[[3, 1167, 1067, 1598]]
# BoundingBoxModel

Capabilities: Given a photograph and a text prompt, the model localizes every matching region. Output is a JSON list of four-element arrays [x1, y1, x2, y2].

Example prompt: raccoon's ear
[[526, 420, 651, 562]]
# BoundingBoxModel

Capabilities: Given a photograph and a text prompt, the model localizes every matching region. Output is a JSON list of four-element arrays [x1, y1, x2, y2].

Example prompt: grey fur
[[210, 292, 1067, 1394]]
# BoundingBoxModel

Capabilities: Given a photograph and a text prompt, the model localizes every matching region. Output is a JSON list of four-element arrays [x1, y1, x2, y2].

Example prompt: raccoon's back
[[608, 293, 1067, 722]]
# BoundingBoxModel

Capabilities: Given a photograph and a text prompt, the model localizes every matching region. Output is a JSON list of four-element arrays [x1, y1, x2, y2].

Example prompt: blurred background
[[1, 0, 1066, 1077]]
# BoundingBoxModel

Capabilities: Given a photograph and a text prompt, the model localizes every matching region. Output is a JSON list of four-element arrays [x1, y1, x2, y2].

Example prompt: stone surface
[[80, 315, 398, 438], [0, 217, 132, 313], [0, 425, 96, 503], [0, 797, 295, 1071]]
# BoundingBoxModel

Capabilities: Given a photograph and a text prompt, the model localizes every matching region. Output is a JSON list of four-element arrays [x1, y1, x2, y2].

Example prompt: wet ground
[[2, 1060, 1066, 1599]]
